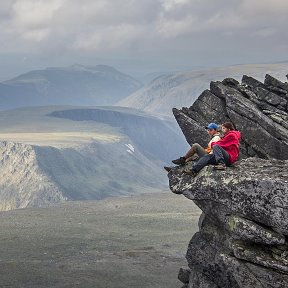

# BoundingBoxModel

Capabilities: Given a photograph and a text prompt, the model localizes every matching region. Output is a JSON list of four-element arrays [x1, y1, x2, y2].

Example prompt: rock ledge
[[168, 74, 288, 288]]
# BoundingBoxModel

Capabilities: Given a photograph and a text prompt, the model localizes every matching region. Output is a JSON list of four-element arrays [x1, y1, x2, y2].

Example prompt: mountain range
[[1, 62, 287, 211], [0, 106, 187, 211], [118, 62, 288, 116], [0, 64, 142, 110]]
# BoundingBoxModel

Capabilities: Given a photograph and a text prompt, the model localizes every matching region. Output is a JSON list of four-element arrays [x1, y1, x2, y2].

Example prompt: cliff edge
[[167, 74, 288, 287]]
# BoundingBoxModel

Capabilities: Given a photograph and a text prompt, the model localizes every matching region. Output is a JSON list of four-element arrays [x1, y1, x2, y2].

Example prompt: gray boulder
[[168, 159, 288, 287], [167, 74, 288, 287], [173, 74, 288, 160]]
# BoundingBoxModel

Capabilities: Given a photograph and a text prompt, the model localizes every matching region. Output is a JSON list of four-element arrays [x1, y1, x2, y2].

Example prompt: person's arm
[[211, 134, 236, 148], [205, 135, 220, 153]]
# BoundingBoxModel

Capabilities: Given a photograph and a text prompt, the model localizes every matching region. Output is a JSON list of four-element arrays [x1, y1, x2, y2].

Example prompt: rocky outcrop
[[173, 74, 288, 160], [167, 74, 288, 287], [168, 159, 288, 288], [0, 141, 66, 210]]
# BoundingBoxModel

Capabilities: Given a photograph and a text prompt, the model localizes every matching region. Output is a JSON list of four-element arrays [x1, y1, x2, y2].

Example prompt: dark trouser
[[192, 154, 216, 173], [213, 144, 230, 165], [192, 145, 230, 173]]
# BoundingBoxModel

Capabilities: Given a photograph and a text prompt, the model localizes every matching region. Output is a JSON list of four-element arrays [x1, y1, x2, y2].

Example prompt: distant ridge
[[0, 64, 142, 110], [0, 105, 187, 211], [118, 62, 288, 116]]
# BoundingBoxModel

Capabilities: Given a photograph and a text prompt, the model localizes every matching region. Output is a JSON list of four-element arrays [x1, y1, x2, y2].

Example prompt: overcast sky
[[0, 0, 288, 80]]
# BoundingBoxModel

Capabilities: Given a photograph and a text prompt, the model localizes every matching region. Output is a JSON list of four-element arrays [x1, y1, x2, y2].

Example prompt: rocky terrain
[[173, 73, 288, 160], [166, 73, 288, 287], [119, 62, 288, 117]]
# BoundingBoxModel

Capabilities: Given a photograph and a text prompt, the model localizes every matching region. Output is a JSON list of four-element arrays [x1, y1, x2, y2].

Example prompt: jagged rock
[[168, 159, 288, 287], [231, 240, 288, 273], [225, 92, 288, 159], [226, 215, 285, 245], [192, 89, 229, 124], [262, 110, 288, 129], [220, 254, 288, 288], [178, 267, 191, 284], [187, 269, 218, 288], [184, 211, 288, 287], [264, 74, 288, 93], [222, 78, 239, 88], [169, 158, 288, 234], [242, 75, 265, 89], [210, 81, 242, 100], [254, 87, 287, 109], [186, 215, 233, 287], [173, 74, 288, 159], [167, 74, 288, 288], [172, 108, 209, 147]]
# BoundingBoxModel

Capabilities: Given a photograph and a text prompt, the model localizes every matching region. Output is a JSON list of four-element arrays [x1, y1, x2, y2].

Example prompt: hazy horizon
[[1, 0, 288, 81]]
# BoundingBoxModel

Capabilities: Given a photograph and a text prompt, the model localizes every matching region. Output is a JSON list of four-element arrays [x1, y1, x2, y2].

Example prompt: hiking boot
[[172, 157, 186, 165], [213, 162, 226, 170], [185, 155, 199, 162], [164, 166, 172, 172], [183, 167, 197, 177]]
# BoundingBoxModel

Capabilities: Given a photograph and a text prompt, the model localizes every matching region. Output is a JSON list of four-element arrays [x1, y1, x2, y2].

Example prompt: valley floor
[[0, 191, 201, 288]]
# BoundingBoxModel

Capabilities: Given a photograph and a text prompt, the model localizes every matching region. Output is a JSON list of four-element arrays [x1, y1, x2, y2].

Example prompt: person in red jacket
[[187, 122, 241, 175]]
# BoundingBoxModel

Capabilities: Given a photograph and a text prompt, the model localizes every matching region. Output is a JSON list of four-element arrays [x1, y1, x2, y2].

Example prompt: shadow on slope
[[49, 106, 188, 163], [0, 106, 188, 209]]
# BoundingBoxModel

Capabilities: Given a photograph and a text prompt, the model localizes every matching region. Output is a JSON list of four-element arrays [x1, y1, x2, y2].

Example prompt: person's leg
[[172, 143, 206, 165], [191, 154, 216, 173], [212, 145, 230, 168], [185, 143, 206, 159]]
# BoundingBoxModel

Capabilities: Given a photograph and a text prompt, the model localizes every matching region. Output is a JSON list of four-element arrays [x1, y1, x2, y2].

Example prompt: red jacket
[[211, 130, 241, 164]]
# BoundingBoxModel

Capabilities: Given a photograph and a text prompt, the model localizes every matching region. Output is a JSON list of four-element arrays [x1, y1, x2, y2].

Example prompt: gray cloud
[[0, 0, 288, 78]]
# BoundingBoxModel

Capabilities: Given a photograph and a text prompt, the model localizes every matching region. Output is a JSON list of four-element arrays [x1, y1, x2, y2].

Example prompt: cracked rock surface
[[169, 74, 288, 287], [173, 74, 288, 160]]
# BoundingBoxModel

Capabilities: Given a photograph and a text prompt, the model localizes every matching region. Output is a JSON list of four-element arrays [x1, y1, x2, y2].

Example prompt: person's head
[[221, 122, 234, 134], [205, 123, 218, 136]]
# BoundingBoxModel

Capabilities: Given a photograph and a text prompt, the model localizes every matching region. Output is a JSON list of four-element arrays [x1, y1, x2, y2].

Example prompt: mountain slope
[[0, 141, 66, 211], [48, 106, 187, 163], [0, 65, 142, 110], [0, 106, 187, 210], [118, 62, 288, 116]]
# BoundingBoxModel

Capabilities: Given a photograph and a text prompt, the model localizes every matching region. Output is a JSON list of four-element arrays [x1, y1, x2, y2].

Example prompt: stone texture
[[172, 108, 209, 147], [169, 158, 288, 235], [190, 89, 228, 125], [242, 75, 266, 89], [231, 240, 288, 273], [264, 74, 288, 93], [187, 269, 218, 288], [220, 254, 288, 288], [226, 215, 285, 245], [171, 159, 288, 287], [173, 74, 288, 160], [178, 267, 191, 284], [168, 74, 288, 287], [254, 86, 287, 107]]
